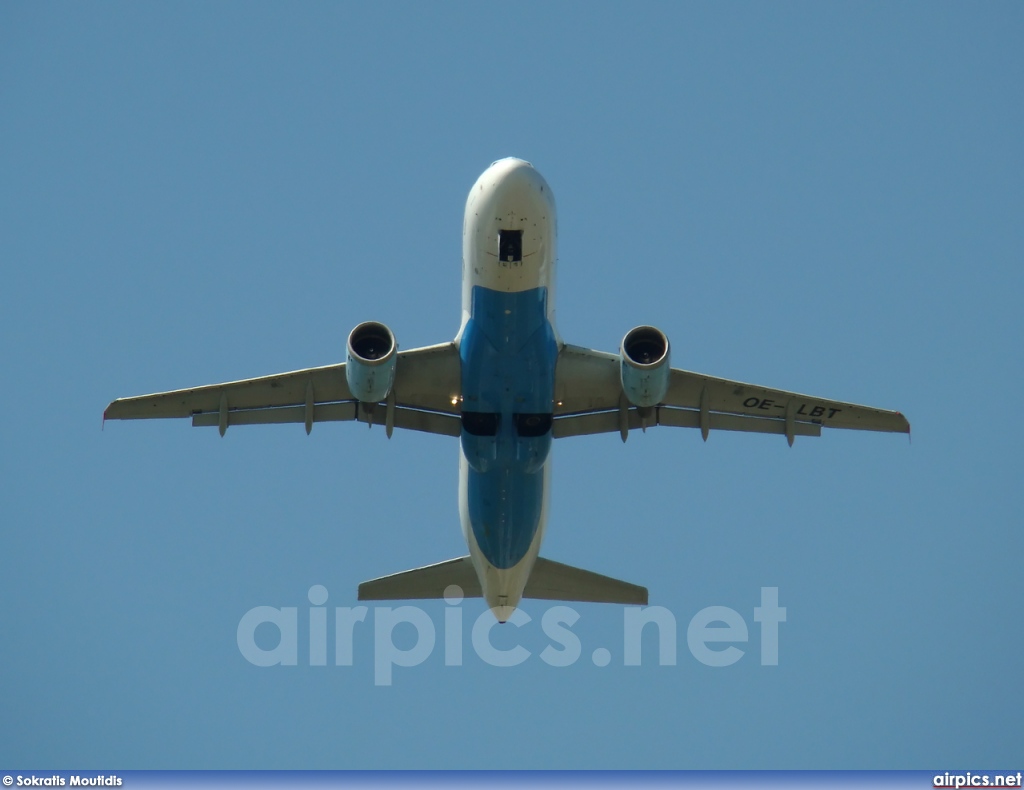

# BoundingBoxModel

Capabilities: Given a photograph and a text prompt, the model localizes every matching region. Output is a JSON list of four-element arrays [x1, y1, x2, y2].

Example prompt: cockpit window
[[499, 230, 522, 263], [514, 413, 552, 438], [462, 411, 499, 436]]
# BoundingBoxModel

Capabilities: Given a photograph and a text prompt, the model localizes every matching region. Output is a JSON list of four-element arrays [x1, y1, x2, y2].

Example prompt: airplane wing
[[552, 344, 909, 443], [104, 342, 462, 438]]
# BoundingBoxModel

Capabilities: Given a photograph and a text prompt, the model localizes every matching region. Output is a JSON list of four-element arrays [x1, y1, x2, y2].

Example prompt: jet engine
[[346, 321, 397, 403], [619, 325, 671, 408]]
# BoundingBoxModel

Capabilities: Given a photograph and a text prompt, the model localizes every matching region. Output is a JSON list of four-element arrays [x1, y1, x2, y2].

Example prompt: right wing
[[552, 344, 909, 442], [104, 342, 462, 438]]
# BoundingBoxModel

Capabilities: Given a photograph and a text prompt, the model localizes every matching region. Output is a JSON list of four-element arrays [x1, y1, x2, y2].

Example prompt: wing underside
[[105, 340, 908, 443], [552, 344, 909, 442], [104, 342, 463, 437]]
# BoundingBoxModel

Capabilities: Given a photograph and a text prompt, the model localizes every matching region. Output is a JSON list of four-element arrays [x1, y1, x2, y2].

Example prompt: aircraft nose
[[479, 157, 552, 213], [485, 157, 542, 191], [464, 157, 555, 269], [491, 156, 533, 169]]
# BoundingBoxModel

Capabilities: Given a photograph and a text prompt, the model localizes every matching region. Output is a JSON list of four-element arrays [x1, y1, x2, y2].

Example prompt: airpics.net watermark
[[236, 585, 786, 686]]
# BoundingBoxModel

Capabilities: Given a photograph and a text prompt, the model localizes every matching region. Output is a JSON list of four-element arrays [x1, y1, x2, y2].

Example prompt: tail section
[[524, 557, 647, 604], [358, 556, 481, 601], [358, 556, 646, 606]]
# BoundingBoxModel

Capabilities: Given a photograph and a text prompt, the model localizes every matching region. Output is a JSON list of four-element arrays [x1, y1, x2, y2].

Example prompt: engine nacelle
[[346, 321, 397, 403], [620, 325, 671, 408]]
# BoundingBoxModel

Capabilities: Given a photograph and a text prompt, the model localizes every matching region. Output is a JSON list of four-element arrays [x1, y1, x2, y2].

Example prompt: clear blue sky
[[2, 1, 1021, 770]]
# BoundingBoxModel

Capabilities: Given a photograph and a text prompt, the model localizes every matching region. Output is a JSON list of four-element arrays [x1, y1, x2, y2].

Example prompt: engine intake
[[346, 321, 397, 403], [620, 325, 671, 408]]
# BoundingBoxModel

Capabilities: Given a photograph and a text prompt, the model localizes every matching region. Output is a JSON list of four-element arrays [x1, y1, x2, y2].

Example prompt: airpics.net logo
[[236, 585, 787, 685]]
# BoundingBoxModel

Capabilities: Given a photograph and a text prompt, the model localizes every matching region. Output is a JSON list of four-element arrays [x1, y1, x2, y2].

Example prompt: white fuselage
[[456, 157, 559, 622]]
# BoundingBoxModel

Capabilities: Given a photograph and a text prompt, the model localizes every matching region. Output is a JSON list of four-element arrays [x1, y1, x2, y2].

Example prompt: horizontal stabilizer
[[358, 556, 647, 606], [358, 556, 481, 601], [524, 557, 648, 605]]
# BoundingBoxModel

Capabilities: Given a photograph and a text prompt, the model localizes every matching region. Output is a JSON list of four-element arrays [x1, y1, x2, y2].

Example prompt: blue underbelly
[[466, 463, 545, 569], [460, 285, 557, 569]]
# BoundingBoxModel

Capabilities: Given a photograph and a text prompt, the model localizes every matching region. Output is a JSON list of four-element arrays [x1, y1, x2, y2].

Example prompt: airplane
[[104, 157, 909, 622]]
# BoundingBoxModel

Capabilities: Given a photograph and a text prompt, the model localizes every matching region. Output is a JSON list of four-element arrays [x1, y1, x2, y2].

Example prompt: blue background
[[1, 2, 1021, 769]]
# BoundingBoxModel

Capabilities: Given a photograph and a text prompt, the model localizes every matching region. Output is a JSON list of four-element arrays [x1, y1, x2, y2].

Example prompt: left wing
[[552, 344, 909, 443], [104, 342, 462, 437]]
